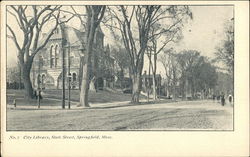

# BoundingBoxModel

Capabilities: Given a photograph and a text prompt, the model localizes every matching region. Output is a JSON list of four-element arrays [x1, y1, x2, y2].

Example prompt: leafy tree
[[215, 18, 234, 75], [111, 47, 131, 87], [175, 50, 217, 99], [189, 57, 217, 98], [215, 72, 233, 96], [175, 50, 200, 99]]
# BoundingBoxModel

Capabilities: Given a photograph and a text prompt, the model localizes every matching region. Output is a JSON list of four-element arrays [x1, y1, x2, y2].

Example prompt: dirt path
[[6, 100, 233, 131]]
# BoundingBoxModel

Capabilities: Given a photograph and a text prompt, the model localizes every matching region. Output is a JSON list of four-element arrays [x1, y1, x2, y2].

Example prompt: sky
[[175, 6, 233, 58], [142, 6, 233, 75], [6, 6, 234, 75]]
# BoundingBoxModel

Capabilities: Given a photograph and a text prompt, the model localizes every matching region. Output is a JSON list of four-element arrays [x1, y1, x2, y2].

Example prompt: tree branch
[[6, 24, 21, 51], [148, 18, 182, 40], [95, 6, 106, 27], [7, 8, 22, 28], [33, 12, 60, 56]]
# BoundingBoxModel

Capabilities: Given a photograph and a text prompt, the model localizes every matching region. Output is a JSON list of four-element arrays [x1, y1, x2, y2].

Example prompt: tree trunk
[[79, 59, 91, 107], [79, 44, 94, 107], [181, 79, 186, 100], [152, 71, 157, 100], [57, 78, 59, 89], [172, 68, 178, 100], [131, 74, 141, 103], [79, 10, 96, 107], [172, 85, 176, 100], [19, 64, 22, 90], [166, 84, 170, 97], [22, 63, 34, 99], [191, 81, 195, 99], [120, 68, 124, 89], [152, 52, 157, 100], [79, 56, 84, 90], [130, 50, 145, 103]]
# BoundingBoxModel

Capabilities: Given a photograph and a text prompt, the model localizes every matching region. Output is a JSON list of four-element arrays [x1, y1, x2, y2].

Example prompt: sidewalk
[[7, 99, 132, 110], [6, 93, 176, 110], [7, 97, 232, 112]]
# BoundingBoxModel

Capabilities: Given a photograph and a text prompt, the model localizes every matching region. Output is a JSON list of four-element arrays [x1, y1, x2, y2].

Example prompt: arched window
[[54, 45, 59, 67], [50, 45, 54, 68], [42, 74, 46, 85], [73, 73, 77, 81]]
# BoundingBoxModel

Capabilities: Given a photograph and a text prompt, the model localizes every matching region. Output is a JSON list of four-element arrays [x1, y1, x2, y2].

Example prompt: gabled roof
[[64, 26, 85, 47], [42, 25, 85, 47], [41, 24, 104, 48]]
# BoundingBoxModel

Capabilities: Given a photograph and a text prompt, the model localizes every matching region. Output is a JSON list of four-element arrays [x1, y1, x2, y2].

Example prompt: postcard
[[1, 1, 249, 156]]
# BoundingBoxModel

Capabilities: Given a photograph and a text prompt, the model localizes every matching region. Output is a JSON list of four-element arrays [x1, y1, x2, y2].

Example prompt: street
[[7, 100, 233, 131]]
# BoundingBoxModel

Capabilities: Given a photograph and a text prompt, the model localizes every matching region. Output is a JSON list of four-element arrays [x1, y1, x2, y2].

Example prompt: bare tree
[[147, 23, 183, 100], [105, 5, 192, 103], [78, 6, 106, 107], [159, 48, 179, 100], [6, 5, 65, 99]]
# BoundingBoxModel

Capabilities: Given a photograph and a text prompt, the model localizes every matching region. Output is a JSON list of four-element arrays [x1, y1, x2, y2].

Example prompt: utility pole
[[62, 44, 66, 109], [146, 43, 153, 102], [32, 61, 35, 88], [68, 44, 71, 109], [148, 53, 151, 102], [19, 62, 21, 90], [61, 23, 66, 109], [37, 55, 42, 108]]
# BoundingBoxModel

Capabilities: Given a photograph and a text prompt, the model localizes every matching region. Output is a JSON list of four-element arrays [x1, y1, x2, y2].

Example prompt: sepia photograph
[[1, 1, 249, 157], [5, 4, 235, 131]]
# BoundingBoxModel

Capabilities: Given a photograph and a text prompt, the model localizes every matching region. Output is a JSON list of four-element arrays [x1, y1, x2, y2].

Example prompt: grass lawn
[[6, 89, 147, 105]]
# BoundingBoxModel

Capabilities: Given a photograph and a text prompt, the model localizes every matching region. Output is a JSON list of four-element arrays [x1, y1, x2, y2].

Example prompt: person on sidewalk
[[228, 94, 233, 106], [212, 94, 216, 102], [221, 94, 225, 106], [35, 88, 43, 100]]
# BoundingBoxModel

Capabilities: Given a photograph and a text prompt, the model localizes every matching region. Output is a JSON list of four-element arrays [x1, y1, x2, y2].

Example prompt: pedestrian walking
[[34, 89, 38, 99], [221, 94, 225, 106], [13, 99, 16, 108], [212, 94, 216, 102], [217, 95, 220, 103], [228, 94, 233, 106], [38, 88, 43, 100]]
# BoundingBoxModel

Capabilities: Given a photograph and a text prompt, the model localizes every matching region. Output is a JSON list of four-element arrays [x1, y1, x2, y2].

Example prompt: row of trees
[[160, 49, 217, 100], [7, 5, 194, 107], [104, 6, 192, 102], [214, 18, 234, 96]]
